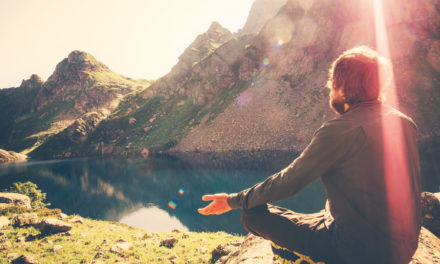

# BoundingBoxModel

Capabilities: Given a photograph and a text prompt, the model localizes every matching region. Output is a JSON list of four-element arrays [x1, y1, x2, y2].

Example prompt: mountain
[[239, 0, 287, 35], [173, 0, 440, 152], [0, 51, 151, 156], [0, 0, 439, 159]]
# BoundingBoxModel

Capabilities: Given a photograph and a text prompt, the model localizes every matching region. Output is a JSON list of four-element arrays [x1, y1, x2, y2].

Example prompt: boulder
[[215, 228, 440, 264], [0, 193, 31, 208], [213, 235, 272, 264], [68, 216, 84, 224], [13, 213, 38, 227], [159, 237, 179, 248], [411, 228, 440, 264], [110, 242, 132, 255], [421, 192, 440, 237], [11, 254, 39, 264], [0, 216, 9, 229], [211, 240, 244, 263], [35, 218, 72, 234]]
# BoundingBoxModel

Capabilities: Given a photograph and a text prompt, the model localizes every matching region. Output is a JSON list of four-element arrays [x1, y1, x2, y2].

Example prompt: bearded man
[[198, 46, 421, 264]]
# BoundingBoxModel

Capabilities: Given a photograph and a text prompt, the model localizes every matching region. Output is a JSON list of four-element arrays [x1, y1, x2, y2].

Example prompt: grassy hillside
[[1, 206, 241, 263]]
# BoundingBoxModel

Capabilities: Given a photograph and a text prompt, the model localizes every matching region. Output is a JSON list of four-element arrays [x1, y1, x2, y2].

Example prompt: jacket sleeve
[[227, 120, 362, 210]]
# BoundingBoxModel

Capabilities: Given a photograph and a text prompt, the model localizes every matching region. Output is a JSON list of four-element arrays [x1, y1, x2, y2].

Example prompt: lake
[[0, 150, 438, 235]]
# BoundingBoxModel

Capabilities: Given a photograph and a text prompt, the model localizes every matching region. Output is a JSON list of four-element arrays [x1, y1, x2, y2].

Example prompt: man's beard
[[330, 98, 347, 115]]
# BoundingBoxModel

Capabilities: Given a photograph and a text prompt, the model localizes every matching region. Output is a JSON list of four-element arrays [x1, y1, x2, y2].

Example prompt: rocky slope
[[0, 51, 151, 158], [0, 149, 27, 163], [239, 0, 287, 35], [173, 0, 440, 152]]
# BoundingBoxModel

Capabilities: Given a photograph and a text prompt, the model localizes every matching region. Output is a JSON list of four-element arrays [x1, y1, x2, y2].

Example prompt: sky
[[0, 0, 255, 88]]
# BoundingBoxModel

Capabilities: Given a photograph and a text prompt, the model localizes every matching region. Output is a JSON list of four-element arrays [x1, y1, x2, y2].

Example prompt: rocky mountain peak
[[46, 50, 110, 86], [65, 50, 109, 72], [20, 74, 44, 89], [173, 22, 233, 71], [239, 0, 287, 35]]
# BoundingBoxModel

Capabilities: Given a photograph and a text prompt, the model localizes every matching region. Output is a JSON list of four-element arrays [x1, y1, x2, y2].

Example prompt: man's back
[[321, 100, 422, 263]]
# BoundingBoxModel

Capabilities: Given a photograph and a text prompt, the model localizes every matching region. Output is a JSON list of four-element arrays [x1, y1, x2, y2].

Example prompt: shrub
[[6, 181, 51, 209]]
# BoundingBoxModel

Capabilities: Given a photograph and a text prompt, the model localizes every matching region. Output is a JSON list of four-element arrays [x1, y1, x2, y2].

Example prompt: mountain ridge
[[0, 0, 439, 160]]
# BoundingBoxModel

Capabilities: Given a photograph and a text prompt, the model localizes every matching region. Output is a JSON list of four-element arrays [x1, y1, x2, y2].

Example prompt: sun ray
[[373, 0, 419, 261]]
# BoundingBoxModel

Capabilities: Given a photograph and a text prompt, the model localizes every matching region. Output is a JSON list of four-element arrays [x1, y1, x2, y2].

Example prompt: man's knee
[[240, 204, 269, 235]]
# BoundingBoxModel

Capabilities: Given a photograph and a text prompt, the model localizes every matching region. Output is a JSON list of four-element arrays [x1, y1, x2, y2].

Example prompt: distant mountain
[[0, 51, 151, 157], [0, 0, 439, 159]]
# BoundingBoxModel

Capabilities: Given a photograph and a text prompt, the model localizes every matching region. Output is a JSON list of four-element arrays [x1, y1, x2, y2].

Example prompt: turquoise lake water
[[0, 150, 438, 234]]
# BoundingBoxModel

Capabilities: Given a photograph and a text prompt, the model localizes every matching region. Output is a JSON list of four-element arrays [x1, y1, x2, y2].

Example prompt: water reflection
[[120, 205, 189, 232]]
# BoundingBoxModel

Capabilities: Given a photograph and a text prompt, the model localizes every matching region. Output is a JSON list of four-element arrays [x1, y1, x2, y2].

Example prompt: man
[[198, 46, 421, 264]]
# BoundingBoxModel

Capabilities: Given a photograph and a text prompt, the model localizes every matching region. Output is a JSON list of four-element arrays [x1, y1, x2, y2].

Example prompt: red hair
[[327, 46, 391, 104]]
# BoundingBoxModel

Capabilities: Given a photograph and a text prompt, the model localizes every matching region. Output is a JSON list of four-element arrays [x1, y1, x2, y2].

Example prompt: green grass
[[0, 207, 242, 263]]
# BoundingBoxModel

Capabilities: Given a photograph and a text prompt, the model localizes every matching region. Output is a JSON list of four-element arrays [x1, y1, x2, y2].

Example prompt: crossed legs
[[240, 204, 342, 264]]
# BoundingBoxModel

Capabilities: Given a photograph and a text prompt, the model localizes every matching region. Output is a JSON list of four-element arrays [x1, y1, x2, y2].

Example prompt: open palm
[[198, 193, 232, 215]]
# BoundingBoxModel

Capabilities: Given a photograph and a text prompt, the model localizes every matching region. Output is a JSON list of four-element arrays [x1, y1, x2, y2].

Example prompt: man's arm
[[199, 120, 365, 214]]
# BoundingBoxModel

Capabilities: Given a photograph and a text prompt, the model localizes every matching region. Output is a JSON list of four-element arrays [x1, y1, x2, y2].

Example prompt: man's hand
[[198, 193, 232, 215]]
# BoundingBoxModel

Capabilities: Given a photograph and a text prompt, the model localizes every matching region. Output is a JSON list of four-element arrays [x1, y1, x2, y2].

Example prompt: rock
[[411, 228, 440, 264], [0, 241, 11, 251], [58, 213, 68, 220], [421, 192, 440, 237], [11, 254, 39, 264], [94, 250, 104, 259], [160, 237, 179, 248], [13, 213, 38, 227], [110, 242, 132, 255], [52, 245, 62, 253], [0, 193, 31, 208], [68, 216, 84, 224], [0, 216, 9, 228], [142, 232, 153, 239], [239, 0, 287, 35], [0, 149, 28, 163], [212, 239, 249, 264], [0, 203, 13, 209], [140, 148, 149, 159], [41, 238, 52, 244], [35, 218, 72, 234], [20, 74, 44, 90], [215, 229, 440, 264], [168, 252, 179, 263], [0, 234, 8, 243]]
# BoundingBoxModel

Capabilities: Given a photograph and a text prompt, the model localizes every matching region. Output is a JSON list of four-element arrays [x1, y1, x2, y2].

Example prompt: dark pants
[[240, 204, 342, 264]]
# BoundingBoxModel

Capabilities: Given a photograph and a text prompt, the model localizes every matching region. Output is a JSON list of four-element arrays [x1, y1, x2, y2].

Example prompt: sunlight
[[373, 0, 418, 259]]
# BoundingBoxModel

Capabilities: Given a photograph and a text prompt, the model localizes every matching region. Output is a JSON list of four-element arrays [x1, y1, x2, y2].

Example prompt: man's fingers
[[202, 195, 216, 201], [198, 205, 212, 215]]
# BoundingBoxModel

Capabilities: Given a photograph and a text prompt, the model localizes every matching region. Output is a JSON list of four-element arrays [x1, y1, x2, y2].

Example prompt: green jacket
[[227, 100, 422, 260]]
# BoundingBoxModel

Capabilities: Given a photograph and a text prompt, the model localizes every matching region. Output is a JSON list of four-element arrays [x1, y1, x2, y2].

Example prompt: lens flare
[[277, 39, 284, 47], [178, 187, 185, 195], [168, 200, 177, 210], [263, 58, 270, 67], [236, 90, 251, 107]]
